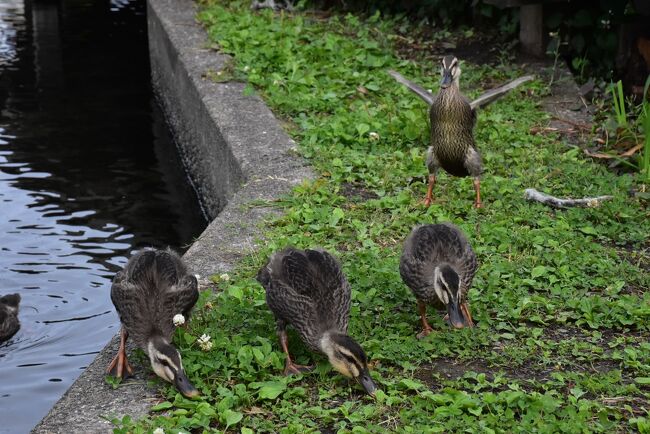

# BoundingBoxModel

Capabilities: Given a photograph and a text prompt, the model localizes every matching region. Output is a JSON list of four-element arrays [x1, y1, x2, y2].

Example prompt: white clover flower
[[427, 89, 433, 94], [369, 132, 380, 140], [197, 333, 213, 351], [153, 428, 164, 434], [219, 273, 230, 281], [173, 314, 185, 327]]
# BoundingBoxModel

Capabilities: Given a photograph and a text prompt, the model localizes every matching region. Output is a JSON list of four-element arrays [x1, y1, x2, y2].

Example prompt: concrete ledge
[[32, 0, 312, 431]]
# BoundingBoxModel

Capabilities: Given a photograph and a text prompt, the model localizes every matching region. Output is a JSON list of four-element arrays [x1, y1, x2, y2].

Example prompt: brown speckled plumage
[[110, 249, 198, 349], [424, 55, 483, 207], [0, 293, 20, 343], [429, 87, 480, 177], [257, 248, 350, 353], [400, 223, 477, 305]]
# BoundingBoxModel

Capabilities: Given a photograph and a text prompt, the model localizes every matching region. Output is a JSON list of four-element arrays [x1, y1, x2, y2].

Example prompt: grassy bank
[[113, 1, 649, 432]]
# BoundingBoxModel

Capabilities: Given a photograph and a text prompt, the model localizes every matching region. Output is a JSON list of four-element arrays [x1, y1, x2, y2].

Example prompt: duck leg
[[416, 300, 434, 339], [460, 302, 475, 327], [423, 174, 436, 207], [106, 327, 134, 379], [279, 329, 313, 375], [473, 177, 482, 208]]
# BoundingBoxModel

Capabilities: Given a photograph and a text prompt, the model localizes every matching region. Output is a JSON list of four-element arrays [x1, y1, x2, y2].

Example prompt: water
[[0, 0, 207, 431]]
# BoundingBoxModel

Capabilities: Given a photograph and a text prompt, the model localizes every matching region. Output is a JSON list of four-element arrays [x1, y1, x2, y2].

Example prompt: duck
[[389, 56, 483, 208], [256, 247, 377, 397], [426, 55, 483, 208], [108, 248, 200, 398], [0, 293, 21, 343], [399, 223, 478, 338]]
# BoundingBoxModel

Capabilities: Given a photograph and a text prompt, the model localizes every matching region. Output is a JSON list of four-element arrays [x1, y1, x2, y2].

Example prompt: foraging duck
[[0, 293, 20, 343], [108, 248, 200, 398], [256, 248, 377, 396], [427, 55, 483, 208], [399, 223, 477, 338]]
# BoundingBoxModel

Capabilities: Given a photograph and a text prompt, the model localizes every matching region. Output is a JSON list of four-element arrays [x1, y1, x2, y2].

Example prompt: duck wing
[[164, 274, 199, 321], [304, 249, 351, 333], [259, 248, 351, 335], [110, 270, 153, 347], [400, 224, 477, 298], [111, 249, 198, 345]]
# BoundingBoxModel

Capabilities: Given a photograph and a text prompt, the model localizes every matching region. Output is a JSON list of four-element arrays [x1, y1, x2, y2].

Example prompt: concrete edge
[[31, 0, 313, 431]]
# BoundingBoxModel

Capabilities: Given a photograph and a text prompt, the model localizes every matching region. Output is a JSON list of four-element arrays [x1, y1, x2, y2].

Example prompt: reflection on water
[[0, 0, 207, 431]]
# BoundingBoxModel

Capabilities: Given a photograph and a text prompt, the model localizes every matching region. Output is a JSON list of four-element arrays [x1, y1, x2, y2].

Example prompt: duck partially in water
[[256, 248, 377, 397], [108, 249, 200, 398], [0, 293, 20, 343], [400, 223, 478, 338]]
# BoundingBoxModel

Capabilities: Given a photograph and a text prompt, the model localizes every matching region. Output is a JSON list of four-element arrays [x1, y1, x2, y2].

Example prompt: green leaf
[[635, 377, 650, 384], [329, 207, 345, 227], [256, 381, 287, 399], [579, 226, 598, 235], [151, 401, 173, 411], [356, 123, 370, 136], [398, 378, 423, 391], [228, 286, 244, 300], [531, 266, 547, 279], [224, 409, 243, 427]]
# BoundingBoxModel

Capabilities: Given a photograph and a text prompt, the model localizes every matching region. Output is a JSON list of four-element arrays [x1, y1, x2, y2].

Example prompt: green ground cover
[[113, 1, 649, 432]]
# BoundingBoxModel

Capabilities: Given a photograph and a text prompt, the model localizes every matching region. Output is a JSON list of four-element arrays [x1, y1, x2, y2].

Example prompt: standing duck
[[390, 56, 483, 208], [427, 56, 482, 208], [0, 293, 21, 343], [399, 223, 478, 338], [108, 248, 200, 398], [256, 248, 377, 397]]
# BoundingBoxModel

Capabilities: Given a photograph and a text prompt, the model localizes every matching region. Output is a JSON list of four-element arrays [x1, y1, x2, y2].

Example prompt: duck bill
[[446, 300, 466, 329], [174, 369, 200, 398], [357, 370, 377, 397], [440, 72, 452, 89]]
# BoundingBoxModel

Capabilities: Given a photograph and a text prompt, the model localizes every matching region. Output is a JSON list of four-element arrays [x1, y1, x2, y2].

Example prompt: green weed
[[113, 1, 650, 432]]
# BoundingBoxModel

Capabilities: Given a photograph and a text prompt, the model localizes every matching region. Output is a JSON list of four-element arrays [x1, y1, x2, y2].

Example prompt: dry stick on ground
[[386, 70, 535, 110], [524, 188, 614, 209], [250, 0, 294, 11]]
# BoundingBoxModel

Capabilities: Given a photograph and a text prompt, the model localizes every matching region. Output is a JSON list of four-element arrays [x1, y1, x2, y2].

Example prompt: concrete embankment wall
[[32, 0, 312, 431]]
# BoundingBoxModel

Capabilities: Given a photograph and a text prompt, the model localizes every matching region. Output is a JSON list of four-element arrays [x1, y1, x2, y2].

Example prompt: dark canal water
[[0, 0, 207, 431]]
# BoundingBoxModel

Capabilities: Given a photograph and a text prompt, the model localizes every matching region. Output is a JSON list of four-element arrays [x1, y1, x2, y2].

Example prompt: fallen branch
[[550, 116, 592, 131], [387, 70, 534, 110], [250, 0, 294, 11], [584, 144, 644, 160], [524, 188, 614, 209]]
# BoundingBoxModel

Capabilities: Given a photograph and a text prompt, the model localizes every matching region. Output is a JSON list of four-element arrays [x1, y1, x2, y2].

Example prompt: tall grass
[[642, 76, 650, 181], [609, 80, 628, 128]]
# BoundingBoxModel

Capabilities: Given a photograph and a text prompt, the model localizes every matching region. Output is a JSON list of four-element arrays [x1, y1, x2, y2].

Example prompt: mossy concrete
[[32, 0, 312, 431]]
